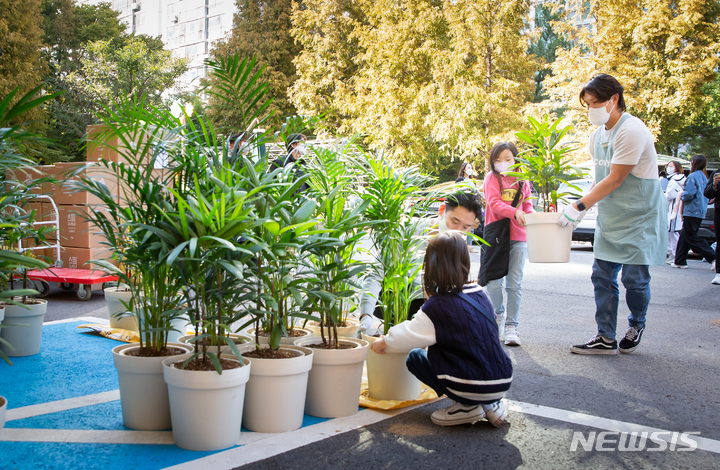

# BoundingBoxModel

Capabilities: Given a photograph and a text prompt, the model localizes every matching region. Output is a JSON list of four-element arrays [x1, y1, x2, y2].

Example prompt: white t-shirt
[[588, 114, 658, 180]]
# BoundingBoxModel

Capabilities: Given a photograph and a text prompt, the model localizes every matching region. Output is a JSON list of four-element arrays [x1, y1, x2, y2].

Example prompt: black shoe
[[570, 335, 618, 355], [619, 326, 644, 354]]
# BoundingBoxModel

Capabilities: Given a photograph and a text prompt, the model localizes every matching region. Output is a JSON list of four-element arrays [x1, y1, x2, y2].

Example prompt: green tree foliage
[[0, 0, 47, 114], [41, 0, 127, 162], [209, 0, 301, 131], [528, 1, 570, 103], [545, 0, 720, 156], [291, 0, 539, 171]]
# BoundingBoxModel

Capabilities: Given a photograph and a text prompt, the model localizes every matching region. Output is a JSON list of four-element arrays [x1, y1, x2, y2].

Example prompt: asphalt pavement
[[33, 244, 720, 469]]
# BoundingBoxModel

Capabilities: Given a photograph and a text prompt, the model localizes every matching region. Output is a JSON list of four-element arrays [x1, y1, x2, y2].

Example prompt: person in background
[[671, 155, 716, 270], [658, 169, 669, 192], [456, 162, 476, 183], [559, 73, 667, 355], [227, 131, 250, 164], [483, 141, 534, 347], [270, 133, 309, 193], [358, 190, 483, 333], [369, 231, 512, 427], [665, 160, 686, 263], [704, 167, 720, 285]]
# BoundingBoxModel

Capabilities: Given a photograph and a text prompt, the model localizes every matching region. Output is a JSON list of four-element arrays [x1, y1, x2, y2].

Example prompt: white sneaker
[[712, 273, 720, 285], [711, 260, 716, 271], [504, 325, 521, 346], [670, 263, 688, 269], [482, 399, 508, 427], [496, 313, 506, 341], [430, 400, 485, 426]]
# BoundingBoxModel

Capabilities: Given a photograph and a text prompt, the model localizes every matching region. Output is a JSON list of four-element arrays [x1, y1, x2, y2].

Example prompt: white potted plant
[[360, 152, 432, 401], [293, 141, 372, 418], [508, 115, 586, 262]]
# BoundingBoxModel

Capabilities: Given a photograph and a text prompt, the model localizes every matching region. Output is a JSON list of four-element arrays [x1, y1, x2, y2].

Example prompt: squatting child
[[369, 231, 513, 426]]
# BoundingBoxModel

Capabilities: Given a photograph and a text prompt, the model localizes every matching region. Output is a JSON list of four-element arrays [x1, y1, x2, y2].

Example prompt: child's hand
[[370, 335, 387, 354]]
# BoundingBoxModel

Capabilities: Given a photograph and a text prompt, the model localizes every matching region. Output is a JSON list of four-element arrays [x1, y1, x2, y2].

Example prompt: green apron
[[593, 114, 667, 265]]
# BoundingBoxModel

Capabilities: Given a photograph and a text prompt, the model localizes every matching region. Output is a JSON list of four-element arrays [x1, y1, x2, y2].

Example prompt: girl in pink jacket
[[483, 142, 534, 346]]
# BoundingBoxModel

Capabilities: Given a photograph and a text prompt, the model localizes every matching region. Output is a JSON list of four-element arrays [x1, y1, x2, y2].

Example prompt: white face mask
[[465, 168, 474, 177], [295, 143, 307, 155], [588, 101, 616, 127], [666, 166, 676, 176], [494, 161, 513, 174]]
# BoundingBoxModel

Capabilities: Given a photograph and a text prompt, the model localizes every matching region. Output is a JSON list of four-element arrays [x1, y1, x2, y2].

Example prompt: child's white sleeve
[[384, 309, 436, 353]]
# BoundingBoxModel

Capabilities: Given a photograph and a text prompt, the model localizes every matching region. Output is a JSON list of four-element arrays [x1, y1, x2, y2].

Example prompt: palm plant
[[74, 97, 188, 355], [0, 86, 60, 364], [302, 139, 374, 347], [509, 115, 585, 212], [360, 152, 433, 335]]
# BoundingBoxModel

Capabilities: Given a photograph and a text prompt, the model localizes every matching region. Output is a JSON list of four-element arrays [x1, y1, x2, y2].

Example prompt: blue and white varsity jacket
[[384, 283, 513, 403]]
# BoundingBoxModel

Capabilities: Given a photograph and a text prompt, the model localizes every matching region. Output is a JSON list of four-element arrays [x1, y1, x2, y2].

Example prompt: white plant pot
[[163, 354, 251, 451], [0, 395, 6, 429], [242, 345, 313, 433], [112, 342, 192, 431], [0, 305, 5, 323], [104, 287, 137, 332], [525, 212, 573, 263], [294, 337, 369, 418], [362, 334, 421, 401], [307, 318, 360, 339], [177, 333, 252, 356], [0, 299, 47, 357], [245, 327, 312, 346]]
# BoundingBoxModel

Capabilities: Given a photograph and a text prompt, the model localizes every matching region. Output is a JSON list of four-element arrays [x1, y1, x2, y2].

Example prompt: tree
[[0, 0, 47, 114], [291, 0, 539, 172], [209, 0, 302, 131], [545, 0, 720, 156], [528, 1, 570, 103], [41, 0, 127, 162]]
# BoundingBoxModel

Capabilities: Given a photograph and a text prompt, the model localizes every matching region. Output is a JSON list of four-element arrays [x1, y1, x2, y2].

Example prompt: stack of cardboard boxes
[[6, 124, 163, 270]]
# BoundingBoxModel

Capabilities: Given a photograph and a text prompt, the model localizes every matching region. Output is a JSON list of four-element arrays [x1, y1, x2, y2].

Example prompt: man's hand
[[558, 203, 586, 228], [370, 335, 387, 354]]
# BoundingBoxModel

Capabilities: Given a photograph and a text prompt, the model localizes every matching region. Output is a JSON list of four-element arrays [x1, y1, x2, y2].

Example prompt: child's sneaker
[[431, 400, 485, 426], [712, 273, 720, 285], [496, 313, 506, 341], [618, 326, 644, 354], [482, 399, 508, 427], [504, 325, 521, 346], [570, 335, 618, 355]]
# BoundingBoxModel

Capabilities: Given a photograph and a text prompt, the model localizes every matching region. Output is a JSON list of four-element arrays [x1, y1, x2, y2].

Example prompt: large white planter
[[104, 287, 137, 332], [0, 305, 5, 323], [246, 327, 312, 346], [163, 354, 251, 451], [525, 212, 573, 263], [242, 345, 313, 433], [112, 342, 192, 431], [307, 318, 360, 339], [0, 395, 6, 429], [177, 333, 252, 356], [294, 337, 369, 418], [362, 334, 421, 401], [0, 299, 47, 357]]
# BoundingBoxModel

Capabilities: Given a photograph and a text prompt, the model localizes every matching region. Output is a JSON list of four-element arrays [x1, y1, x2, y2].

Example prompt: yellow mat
[[359, 362, 438, 410], [78, 324, 140, 343]]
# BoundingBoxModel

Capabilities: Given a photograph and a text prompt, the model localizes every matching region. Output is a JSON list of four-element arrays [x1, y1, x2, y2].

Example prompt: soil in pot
[[176, 356, 244, 372], [254, 328, 309, 338], [305, 342, 356, 350], [243, 348, 297, 359], [124, 346, 187, 358]]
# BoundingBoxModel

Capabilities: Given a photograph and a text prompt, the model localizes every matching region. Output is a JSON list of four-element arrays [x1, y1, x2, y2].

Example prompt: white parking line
[[6, 390, 120, 422]]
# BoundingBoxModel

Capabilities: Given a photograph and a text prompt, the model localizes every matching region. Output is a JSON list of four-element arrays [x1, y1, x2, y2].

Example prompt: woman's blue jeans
[[486, 241, 527, 327], [591, 259, 651, 340]]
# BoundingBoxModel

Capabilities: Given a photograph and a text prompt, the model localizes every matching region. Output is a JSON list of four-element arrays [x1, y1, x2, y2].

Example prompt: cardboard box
[[86, 124, 154, 166], [57, 205, 107, 249], [5, 166, 49, 195], [58, 246, 116, 269], [44, 162, 118, 206]]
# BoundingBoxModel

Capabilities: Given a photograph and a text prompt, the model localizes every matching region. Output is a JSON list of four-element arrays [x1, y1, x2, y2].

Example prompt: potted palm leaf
[[293, 140, 373, 418], [360, 152, 432, 401], [75, 99, 195, 432], [0, 86, 60, 358], [507, 115, 586, 262]]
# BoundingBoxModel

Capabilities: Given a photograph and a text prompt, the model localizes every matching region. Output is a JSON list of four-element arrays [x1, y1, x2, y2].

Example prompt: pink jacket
[[483, 173, 534, 242]]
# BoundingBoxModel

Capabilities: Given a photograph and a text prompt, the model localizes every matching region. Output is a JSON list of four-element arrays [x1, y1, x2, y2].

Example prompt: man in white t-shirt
[[558, 74, 667, 356]]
